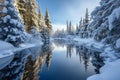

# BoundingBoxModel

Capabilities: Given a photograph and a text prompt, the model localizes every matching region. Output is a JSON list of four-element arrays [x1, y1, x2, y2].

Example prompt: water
[[0, 40, 104, 80]]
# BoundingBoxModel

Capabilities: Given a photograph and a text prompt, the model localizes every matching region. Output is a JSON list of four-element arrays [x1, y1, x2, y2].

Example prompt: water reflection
[[0, 40, 104, 80], [22, 43, 52, 80], [53, 39, 104, 74], [0, 54, 14, 70]]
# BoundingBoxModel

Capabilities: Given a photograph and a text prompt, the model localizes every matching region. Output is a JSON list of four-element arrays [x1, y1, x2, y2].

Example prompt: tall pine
[[45, 8, 52, 34], [37, 3, 45, 30], [25, 0, 38, 32]]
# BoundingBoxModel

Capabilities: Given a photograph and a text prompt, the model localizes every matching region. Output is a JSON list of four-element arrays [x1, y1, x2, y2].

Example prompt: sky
[[39, 0, 100, 31]]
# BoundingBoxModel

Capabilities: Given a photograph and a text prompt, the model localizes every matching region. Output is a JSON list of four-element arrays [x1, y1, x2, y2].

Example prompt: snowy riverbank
[[87, 59, 120, 80], [73, 37, 120, 80], [0, 40, 43, 59]]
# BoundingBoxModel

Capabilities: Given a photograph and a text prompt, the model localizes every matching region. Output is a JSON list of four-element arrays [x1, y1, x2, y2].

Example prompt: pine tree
[[0, 0, 26, 45], [81, 8, 89, 32], [85, 8, 89, 25], [14, 0, 26, 23], [25, 0, 38, 32], [79, 18, 83, 28], [45, 8, 52, 34], [37, 3, 45, 31], [66, 20, 69, 34], [89, 0, 120, 49], [76, 24, 79, 35]]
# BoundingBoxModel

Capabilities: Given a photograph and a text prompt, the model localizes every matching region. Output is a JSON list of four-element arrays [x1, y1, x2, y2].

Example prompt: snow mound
[[0, 41, 14, 58], [116, 38, 120, 48], [0, 41, 14, 51], [87, 59, 120, 80], [0, 54, 14, 70], [74, 38, 104, 50]]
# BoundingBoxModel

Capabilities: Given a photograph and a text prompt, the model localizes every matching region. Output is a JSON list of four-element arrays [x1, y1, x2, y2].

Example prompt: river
[[0, 39, 104, 80]]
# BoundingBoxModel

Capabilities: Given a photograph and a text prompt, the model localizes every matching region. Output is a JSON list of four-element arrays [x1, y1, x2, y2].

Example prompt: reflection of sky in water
[[39, 43, 96, 80], [52, 43, 66, 51]]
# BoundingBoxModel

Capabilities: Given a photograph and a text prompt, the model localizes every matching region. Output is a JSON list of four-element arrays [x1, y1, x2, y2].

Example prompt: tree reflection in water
[[54, 39, 104, 74], [22, 43, 53, 80], [0, 39, 104, 80]]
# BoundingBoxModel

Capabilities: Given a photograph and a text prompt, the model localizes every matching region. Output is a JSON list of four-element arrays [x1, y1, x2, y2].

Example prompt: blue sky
[[39, 0, 100, 30]]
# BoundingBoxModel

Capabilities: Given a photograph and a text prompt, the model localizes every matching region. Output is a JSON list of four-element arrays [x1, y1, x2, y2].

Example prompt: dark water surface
[[0, 40, 104, 80]]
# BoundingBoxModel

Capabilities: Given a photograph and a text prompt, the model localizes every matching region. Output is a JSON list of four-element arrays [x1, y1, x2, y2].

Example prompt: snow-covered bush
[[0, 0, 27, 45]]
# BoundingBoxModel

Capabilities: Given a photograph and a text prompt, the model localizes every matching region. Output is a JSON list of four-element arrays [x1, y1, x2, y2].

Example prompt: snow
[[0, 54, 14, 70], [3, 15, 11, 23], [13, 43, 39, 52], [0, 40, 43, 59], [116, 38, 120, 48], [73, 37, 120, 80], [2, 7, 8, 13], [73, 37, 104, 50], [0, 41, 14, 58], [87, 59, 120, 80], [10, 19, 18, 25], [108, 7, 120, 30], [17, 22, 23, 28], [4, 1, 9, 6]]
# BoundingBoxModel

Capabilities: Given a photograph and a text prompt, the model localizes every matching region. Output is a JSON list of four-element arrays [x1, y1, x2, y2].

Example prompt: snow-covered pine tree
[[77, 9, 89, 38], [90, 0, 120, 49], [0, 0, 26, 45], [79, 18, 83, 29], [14, 0, 26, 24], [84, 8, 89, 31], [40, 27, 49, 42], [76, 18, 82, 37], [69, 21, 72, 35], [76, 24, 79, 35], [26, 0, 38, 32], [45, 8, 52, 34], [66, 20, 69, 34], [37, 3, 46, 31], [109, 7, 120, 49], [83, 8, 89, 38]]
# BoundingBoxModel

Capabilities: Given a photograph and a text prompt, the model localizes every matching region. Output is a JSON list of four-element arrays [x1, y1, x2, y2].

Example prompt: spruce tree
[[66, 20, 69, 34], [45, 8, 52, 34], [69, 21, 71, 34], [91, 0, 120, 44], [14, 0, 26, 22], [26, 0, 38, 32], [37, 4, 45, 31], [0, 0, 26, 45], [79, 18, 83, 28], [90, 0, 120, 49]]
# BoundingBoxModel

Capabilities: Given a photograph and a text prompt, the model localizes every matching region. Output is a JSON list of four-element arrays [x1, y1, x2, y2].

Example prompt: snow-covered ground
[[87, 59, 120, 80], [0, 40, 43, 59], [74, 37, 104, 51], [0, 41, 14, 58], [73, 37, 120, 80]]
